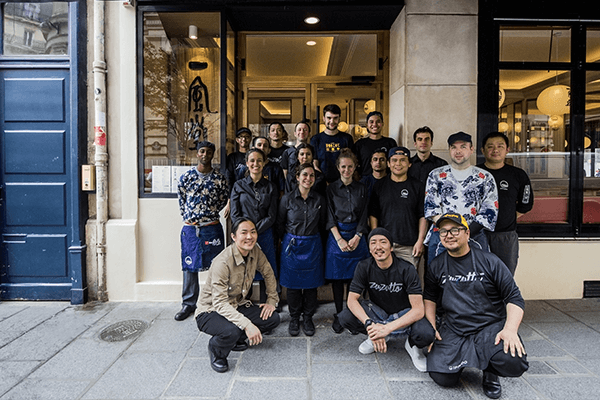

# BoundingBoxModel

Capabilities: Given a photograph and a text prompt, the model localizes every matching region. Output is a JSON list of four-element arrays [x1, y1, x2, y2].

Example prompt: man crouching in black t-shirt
[[337, 227, 435, 372]]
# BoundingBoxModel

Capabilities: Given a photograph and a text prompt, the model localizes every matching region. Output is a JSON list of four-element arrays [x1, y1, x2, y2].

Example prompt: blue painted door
[[0, 68, 76, 301]]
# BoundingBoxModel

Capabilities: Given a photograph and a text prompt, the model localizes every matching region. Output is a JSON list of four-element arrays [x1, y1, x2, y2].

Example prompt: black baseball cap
[[447, 131, 472, 146]]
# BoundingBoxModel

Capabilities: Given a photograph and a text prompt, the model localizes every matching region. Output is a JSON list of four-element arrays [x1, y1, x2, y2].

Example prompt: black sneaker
[[332, 314, 344, 334], [288, 318, 300, 336], [302, 316, 315, 336]]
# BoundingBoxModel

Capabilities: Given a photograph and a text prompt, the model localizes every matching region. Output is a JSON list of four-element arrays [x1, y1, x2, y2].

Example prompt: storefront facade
[[1, 0, 598, 303]]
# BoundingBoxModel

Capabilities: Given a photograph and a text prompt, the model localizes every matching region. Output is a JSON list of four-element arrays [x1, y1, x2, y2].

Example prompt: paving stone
[[524, 360, 558, 375], [163, 357, 236, 398], [388, 380, 473, 400], [81, 351, 186, 399], [522, 301, 576, 323], [311, 329, 375, 363], [127, 318, 198, 353], [228, 378, 308, 400], [0, 307, 109, 361], [525, 376, 600, 400], [522, 339, 570, 358], [546, 298, 600, 312], [0, 304, 70, 347], [376, 337, 429, 379], [28, 338, 129, 380], [0, 379, 90, 400], [188, 332, 242, 359], [526, 322, 600, 358], [460, 368, 542, 400], [311, 362, 391, 400], [78, 302, 164, 340], [0, 361, 40, 396], [237, 337, 307, 377], [548, 360, 591, 375]]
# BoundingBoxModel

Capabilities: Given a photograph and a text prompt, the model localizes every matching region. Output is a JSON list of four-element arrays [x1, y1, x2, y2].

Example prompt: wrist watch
[[364, 319, 373, 328]]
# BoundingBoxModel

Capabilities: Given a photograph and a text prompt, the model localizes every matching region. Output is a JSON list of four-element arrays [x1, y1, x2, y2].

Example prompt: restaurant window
[[140, 11, 229, 195], [494, 23, 600, 235]]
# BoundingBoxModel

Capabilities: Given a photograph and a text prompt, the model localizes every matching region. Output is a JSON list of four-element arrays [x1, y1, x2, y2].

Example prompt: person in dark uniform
[[408, 126, 447, 184], [337, 227, 435, 372], [230, 148, 279, 304], [251, 136, 286, 196], [224, 127, 252, 218], [354, 111, 397, 177], [310, 104, 355, 183], [424, 213, 528, 399], [325, 149, 369, 333], [478, 132, 534, 276], [195, 219, 280, 373], [369, 147, 427, 269], [284, 143, 326, 196], [281, 120, 311, 177], [277, 163, 327, 337], [175, 141, 229, 321], [267, 122, 289, 166], [359, 147, 388, 199]]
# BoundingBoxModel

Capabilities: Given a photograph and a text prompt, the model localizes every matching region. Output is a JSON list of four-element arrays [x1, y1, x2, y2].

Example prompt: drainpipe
[[93, 0, 108, 301]]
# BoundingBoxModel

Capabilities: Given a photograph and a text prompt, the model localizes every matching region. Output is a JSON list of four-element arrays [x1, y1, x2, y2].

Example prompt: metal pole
[[93, 0, 108, 301]]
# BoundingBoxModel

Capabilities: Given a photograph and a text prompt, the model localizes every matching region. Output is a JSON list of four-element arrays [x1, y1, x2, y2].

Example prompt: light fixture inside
[[189, 25, 198, 40], [306, 40, 317, 46], [304, 16, 320, 25]]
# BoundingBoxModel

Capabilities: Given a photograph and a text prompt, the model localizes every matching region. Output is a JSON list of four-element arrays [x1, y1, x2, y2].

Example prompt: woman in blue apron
[[230, 148, 279, 303], [284, 143, 327, 196], [325, 148, 369, 333], [277, 163, 327, 337]]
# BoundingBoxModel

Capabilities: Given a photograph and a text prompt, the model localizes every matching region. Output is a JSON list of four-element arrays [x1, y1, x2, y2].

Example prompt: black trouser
[[337, 302, 436, 349], [196, 305, 280, 359], [331, 280, 351, 314], [287, 288, 318, 320], [429, 349, 529, 387]]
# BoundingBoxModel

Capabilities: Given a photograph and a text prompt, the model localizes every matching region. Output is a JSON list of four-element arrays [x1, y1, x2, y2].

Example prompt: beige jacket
[[195, 243, 279, 329]]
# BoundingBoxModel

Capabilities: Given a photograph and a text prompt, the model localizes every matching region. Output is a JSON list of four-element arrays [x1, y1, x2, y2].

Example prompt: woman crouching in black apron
[[277, 163, 327, 337], [325, 148, 369, 333], [230, 148, 279, 304]]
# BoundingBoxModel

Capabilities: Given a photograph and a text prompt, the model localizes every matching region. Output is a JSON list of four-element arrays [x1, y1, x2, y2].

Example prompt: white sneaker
[[405, 338, 427, 372], [358, 336, 389, 355]]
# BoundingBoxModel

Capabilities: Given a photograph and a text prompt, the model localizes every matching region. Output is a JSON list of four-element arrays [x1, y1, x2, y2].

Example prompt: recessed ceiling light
[[304, 16, 320, 25], [306, 40, 317, 46]]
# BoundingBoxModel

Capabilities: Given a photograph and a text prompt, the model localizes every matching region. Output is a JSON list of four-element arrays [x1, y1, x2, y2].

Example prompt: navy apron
[[280, 233, 324, 289], [325, 222, 368, 280], [254, 226, 278, 281], [427, 251, 508, 373], [180, 223, 224, 272]]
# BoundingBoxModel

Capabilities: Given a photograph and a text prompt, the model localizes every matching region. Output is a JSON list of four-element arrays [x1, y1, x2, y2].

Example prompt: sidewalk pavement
[[1, 299, 599, 400]]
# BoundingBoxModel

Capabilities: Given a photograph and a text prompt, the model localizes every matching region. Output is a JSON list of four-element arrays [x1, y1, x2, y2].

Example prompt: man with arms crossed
[[478, 132, 534, 276], [195, 219, 280, 373], [337, 228, 435, 372], [424, 213, 528, 399]]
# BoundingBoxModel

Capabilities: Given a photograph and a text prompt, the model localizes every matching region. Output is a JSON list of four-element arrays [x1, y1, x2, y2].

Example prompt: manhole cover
[[99, 319, 149, 342]]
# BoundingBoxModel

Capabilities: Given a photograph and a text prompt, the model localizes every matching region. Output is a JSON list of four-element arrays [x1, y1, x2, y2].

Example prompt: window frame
[[478, 4, 600, 237], [136, 5, 231, 198]]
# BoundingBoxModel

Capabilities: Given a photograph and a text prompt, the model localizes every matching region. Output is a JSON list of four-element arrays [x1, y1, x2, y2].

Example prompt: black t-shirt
[[349, 255, 422, 315], [225, 151, 247, 192], [310, 131, 355, 183], [268, 144, 290, 166], [477, 163, 533, 231], [355, 136, 397, 177], [424, 248, 525, 336], [280, 146, 297, 171], [408, 153, 447, 184], [369, 176, 424, 246]]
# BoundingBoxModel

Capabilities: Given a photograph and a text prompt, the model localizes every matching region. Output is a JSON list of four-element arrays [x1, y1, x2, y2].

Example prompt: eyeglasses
[[438, 227, 467, 237]]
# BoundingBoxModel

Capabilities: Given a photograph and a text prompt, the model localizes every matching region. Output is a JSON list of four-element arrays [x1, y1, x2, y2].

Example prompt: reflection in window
[[584, 72, 600, 223], [499, 70, 571, 223], [587, 28, 600, 63], [500, 26, 570, 63], [2, 2, 68, 55], [142, 12, 222, 193]]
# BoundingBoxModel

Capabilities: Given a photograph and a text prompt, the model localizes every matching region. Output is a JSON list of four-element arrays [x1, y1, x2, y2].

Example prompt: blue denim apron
[[180, 223, 224, 272], [280, 232, 324, 289], [325, 222, 368, 280]]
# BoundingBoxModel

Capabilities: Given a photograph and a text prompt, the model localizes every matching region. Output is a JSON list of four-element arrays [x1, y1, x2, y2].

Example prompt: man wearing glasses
[[423, 213, 528, 399], [424, 132, 498, 264]]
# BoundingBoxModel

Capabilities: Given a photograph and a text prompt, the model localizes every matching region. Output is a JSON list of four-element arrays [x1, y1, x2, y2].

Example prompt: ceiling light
[[189, 25, 198, 40], [306, 40, 317, 46], [304, 16, 320, 25]]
